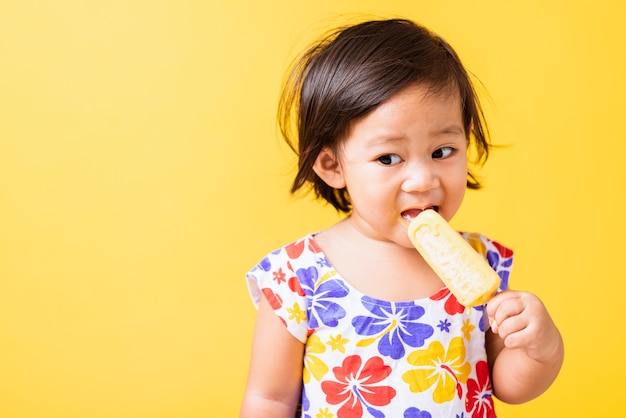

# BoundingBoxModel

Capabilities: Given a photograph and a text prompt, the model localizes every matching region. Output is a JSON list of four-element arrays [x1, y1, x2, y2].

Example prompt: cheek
[[458, 161, 470, 189], [445, 166, 468, 213], [447, 159, 468, 186], [456, 183, 467, 204]]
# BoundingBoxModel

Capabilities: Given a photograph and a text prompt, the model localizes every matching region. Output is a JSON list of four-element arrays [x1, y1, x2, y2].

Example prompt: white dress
[[247, 232, 513, 418]]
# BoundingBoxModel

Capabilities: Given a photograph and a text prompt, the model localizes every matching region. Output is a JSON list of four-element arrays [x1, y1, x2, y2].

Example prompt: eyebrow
[[364, 125, 465, 146], [364, 135, 404, 147], [436, 125, 465, 136]]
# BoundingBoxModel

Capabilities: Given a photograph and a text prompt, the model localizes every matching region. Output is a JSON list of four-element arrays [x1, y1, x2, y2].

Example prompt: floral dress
[[246, 232, 513, 418]]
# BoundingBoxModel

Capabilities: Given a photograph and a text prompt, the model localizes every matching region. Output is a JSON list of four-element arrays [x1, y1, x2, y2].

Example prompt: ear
[[313, 147, 346, 189]]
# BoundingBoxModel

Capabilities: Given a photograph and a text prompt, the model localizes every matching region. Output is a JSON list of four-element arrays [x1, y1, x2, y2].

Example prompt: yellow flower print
[[287, 302, 306, 324], [462, 318, 476, 341], [316, 407, 334, 418], [315, 270, 337, 289], [303, 335, 329, 384], [327, 334, 349, 353], [402, 337, 471, 403], [464, 232, 487, 256]]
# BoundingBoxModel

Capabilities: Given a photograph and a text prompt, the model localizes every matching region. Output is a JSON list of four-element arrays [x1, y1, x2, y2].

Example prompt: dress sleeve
[[462, 232, 514, 292], [246, 243, 311, 343]]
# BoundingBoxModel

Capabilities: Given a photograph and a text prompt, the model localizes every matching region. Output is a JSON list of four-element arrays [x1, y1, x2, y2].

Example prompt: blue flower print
[[497, 269, 510, 292], [437, 318, 451, 333], [473, 305, 490, 332], [316, 255, 331, 269], [352, 297, 434, 360], [257, 256, 272, 272], [404, 407, 432, 418], [255, 246, 284, 273], [296, 266, 349, 329], [486, 248, 512, 291]]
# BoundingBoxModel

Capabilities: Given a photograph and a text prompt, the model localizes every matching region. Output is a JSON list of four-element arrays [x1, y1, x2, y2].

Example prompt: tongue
[[402, 209, 423, 221]]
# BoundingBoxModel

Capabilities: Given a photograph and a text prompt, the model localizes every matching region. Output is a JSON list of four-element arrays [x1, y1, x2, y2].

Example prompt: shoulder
[[247, 233, 323, 276], [246, 233, 328, 309], [245, 233, 325, 342]]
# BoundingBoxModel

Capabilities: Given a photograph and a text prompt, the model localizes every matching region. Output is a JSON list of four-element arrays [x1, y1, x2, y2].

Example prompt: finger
[[489, 294, 525, 334], [506, 321, 543, 350], [497, 313, 530, 348], [486, 289, 522, 318]]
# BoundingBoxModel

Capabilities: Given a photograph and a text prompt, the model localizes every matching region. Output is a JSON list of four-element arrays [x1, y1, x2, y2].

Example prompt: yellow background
[[1, 1, 624, 417]]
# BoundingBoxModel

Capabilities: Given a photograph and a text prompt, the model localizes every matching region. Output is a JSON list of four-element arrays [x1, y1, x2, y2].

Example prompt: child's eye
[[377, 154, 402, 166], [432, 147, 455, 159]]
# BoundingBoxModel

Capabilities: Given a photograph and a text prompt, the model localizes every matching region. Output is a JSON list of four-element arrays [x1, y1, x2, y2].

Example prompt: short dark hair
[[278, 18, 491, 213]]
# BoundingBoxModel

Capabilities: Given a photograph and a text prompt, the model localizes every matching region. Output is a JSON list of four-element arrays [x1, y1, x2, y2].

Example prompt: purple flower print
[[404, 407, 432, 418], [257, 256, 272, 272], [296, 265, 349, 329], [486, 248, 511, 290], [352, 297, 434, 360], [437, 319, 452, 333], [486, 241, 513, 291]]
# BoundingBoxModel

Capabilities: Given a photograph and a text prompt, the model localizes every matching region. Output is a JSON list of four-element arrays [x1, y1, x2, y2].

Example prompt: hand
[[486, 290, 562, 364]]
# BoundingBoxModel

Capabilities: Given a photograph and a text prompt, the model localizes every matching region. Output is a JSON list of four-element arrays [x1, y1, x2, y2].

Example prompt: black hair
[[279, 18, 490, 212]]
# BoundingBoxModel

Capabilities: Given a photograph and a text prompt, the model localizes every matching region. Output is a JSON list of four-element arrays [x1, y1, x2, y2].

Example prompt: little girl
[[240, 18, 563, 418]]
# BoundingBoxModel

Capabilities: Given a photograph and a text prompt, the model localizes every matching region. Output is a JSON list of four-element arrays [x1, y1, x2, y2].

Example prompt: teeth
[[402, 206, 438, 222]]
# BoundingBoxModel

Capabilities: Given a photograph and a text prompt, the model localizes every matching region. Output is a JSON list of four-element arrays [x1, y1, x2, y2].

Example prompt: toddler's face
[[334, 82, 468, 247]]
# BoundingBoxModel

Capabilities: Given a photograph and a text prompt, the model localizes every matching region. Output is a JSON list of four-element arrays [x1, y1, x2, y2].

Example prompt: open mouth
[[401, 206, 438, 222]]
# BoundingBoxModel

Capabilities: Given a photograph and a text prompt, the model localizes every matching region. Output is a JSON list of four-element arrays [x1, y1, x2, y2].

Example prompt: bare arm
[[240, 296, 305, 418], [486, 290, 564, 404]]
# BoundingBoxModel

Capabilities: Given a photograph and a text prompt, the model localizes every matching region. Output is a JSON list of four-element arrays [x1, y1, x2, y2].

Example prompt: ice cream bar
[[407, 210, 499, 307]]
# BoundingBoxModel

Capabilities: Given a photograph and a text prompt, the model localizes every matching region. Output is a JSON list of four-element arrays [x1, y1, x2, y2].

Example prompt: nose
[[401, 162, 440, 193]]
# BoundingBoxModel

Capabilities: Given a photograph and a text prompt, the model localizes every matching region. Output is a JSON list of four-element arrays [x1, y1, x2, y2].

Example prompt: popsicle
[[407, 209, 500, 307]]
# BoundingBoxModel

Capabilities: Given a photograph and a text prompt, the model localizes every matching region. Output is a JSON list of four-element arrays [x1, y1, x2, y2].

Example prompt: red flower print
[[308, 237, 323, 254], [492, 241, 513, 258], [285, 239, 305, 259], [321, 355, 396, 417], [288, 276, 306, 296], [262, 288, 282, 309], [431, 288, 465, 315], [272, 268, 286, 284], [465, 360, 496, 418]]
